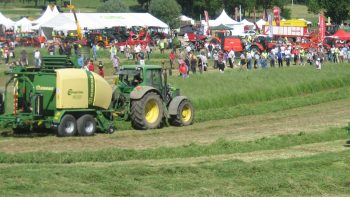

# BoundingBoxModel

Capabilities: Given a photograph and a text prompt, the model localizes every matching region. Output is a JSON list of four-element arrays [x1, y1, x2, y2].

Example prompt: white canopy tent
[[256, 19, 266, 30], [179, 15, 195, 25], [201, 10, 243, 36], [31, 5, 59, 26], [241, 19, 254, 26], [0, 12, 15, 28], [36, 12, 169, 39], [15, 17, 33, 32], [213, 10, 240, 26]]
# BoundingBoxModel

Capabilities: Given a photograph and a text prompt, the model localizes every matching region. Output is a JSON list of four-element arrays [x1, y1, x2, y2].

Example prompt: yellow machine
[[67, 4, 83, 40]]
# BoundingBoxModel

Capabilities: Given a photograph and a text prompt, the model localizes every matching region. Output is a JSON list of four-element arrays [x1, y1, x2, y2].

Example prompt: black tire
[[130, 92, 163, 130], [169, 100, 194, 126], [77, 114, 96, 136], [57, 114, 77, 137]]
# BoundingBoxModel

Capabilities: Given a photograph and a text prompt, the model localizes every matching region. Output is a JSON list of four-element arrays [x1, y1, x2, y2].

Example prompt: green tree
[[96, 0, 129, 13], [149, 0, 181, 28], [307, 0, 349, 24]]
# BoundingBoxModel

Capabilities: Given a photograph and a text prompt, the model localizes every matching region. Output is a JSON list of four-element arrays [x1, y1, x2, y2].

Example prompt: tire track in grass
[[0, 98, 350, 153]]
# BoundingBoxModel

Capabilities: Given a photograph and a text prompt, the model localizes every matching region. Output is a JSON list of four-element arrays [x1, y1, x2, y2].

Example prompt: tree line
[[2, 0, 349, 26]]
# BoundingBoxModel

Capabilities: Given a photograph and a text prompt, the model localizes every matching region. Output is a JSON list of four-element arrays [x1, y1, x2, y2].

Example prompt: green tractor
[[113, 64, 194, 129]]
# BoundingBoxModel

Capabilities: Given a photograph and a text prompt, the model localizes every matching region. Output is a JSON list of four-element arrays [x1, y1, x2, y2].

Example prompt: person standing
[[112, 54, 120, 74], [92, 43, 97, 61], [228, 49, 235, 68], [218, 50, 225, 73], [20, 49, 28, 66], [3, 46, 9, 65], [277, 49, 283, 67], [110, 45, 117, 60], [34, 49, 41, 68], [268, 50, 275, 67], [159, 40, 165, 54], [246, 51, 253, 70], [98, 61, 104, 77], [189, 51, 197, 74], [240, 52, 247, 70], [169, 50, 176, 76]]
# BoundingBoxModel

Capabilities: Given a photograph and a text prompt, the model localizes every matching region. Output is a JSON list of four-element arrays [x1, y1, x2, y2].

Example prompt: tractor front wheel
[[57, 114, 77, 137], [169, 100, 194, 126], [77, 114, 96, 136], [131, 92, 163, 130]]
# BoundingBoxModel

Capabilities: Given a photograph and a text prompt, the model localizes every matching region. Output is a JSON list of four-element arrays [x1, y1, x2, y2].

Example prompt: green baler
[[0, 56, 194, 137], [0, 56, 114, 136]]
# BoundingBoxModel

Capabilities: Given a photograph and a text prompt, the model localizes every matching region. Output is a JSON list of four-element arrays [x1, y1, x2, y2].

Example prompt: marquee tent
[[37, 12, 169, 39], [0, 12, 15, 28], [213, 10, 240, 26], [15, 17, 33, 32], [31, 5, 59, 26], [241, 19, 254, 27], [256, 19, 266, 30], [179, 15, 195, 25]]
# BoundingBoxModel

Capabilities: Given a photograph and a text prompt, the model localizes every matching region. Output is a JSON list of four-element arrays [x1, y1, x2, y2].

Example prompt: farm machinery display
[[0, 56, 194, 136]]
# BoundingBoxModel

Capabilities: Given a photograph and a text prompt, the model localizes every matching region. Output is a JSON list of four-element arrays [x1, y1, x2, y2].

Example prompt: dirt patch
[[0, 99, 350, 153]]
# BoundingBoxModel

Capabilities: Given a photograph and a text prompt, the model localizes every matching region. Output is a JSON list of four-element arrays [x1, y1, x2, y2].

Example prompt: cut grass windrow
[[0, 149, 349, 197], [0, 127, 348, 164]]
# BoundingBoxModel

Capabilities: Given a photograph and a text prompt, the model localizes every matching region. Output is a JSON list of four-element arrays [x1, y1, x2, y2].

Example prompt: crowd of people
[[2, 33, 350, 80]]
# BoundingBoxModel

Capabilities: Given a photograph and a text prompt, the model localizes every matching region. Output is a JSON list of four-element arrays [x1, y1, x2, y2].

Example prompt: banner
[[319, 14, 325, 42], [204, 10, 210, 35]]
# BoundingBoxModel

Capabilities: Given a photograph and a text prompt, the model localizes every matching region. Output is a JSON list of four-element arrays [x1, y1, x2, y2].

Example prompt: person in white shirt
[[228, 49, 235, 68], [34, 49, 41, 68]]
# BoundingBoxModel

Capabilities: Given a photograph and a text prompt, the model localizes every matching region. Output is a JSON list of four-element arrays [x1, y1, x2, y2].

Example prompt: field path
[[0, 98, 350, 153]]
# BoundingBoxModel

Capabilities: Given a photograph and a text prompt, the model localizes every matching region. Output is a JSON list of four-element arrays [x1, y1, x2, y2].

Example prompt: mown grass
[[0, 127, 347, 164], [0, 148, 349, 196]]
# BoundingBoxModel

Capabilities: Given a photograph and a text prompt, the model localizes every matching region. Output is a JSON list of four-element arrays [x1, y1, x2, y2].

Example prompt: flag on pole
[[319, 14, 326, 43], [204, 10, 210, 35]]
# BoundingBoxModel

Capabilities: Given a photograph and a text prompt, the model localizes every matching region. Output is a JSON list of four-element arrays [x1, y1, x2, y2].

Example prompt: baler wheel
[[130, 92, 163, 129], [77, 114, 96, 136], [57, 114, 77, 137]]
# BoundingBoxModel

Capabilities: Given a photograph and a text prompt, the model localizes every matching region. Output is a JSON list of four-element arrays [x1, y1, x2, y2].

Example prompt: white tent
[[213, 10, 240, 26], [179, 15, 195, 25], [39, 13, 106, 38], [15, 17, 33, 32], [37, 12, 169, 39], [0, 12, 15, 28], [256, 19, 266, 30], [31, 5, 59, 26], [91, 13, 169, 28], [241, 19, 254, 26]]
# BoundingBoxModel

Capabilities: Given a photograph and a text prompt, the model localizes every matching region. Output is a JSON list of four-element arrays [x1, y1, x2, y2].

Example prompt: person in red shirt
[[179, 63, 187, 78], [169, 50, 176, 76], [98, 61, 104, 77], [87, 60, 95, 72]]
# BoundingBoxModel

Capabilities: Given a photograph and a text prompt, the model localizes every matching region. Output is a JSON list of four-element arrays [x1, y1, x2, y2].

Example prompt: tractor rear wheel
[[77, 114, 96, 136], [131, 92, 163, 130], [57, 114, 77, 137], [169, 100, 194, 126]]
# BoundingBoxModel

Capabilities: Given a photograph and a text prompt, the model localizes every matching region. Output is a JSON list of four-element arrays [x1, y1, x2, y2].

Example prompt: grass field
[[0, 2, 349, 196], [1, 45, 350, 195]]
